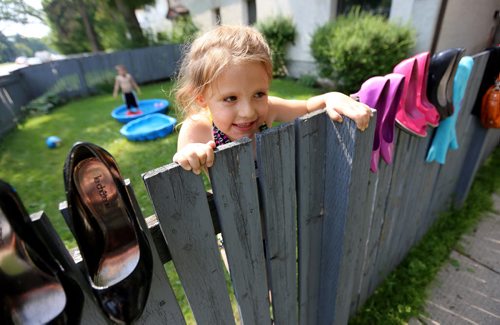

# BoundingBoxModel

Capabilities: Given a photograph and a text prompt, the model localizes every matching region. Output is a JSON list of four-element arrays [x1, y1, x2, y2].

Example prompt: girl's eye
[[223, 96, 237, 102], [254, 92, 267, 99]]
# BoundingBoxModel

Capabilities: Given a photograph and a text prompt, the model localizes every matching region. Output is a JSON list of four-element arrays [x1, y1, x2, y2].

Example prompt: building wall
[[436, 0, 499, 55], [390, 0, 443, 53], [390, 0, 499, 55], [136, 0, 173, 38], [138, 0, 498, 78], [257, 0, 337, 77]]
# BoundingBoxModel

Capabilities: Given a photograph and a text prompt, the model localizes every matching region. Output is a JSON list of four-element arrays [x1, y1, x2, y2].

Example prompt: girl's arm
[[268, 92, 372, 131], [173, 115, 215, 175]]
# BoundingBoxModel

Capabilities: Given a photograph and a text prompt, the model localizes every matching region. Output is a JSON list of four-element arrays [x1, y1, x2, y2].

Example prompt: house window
[[247, 0, 256, 25], [337, 0, 391, 17], [213, 7, 221, 25]]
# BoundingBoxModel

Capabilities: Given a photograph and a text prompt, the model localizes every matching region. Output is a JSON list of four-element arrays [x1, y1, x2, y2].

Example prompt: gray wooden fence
[[18, 49, 500, 324], [0, 44, 181, 138]]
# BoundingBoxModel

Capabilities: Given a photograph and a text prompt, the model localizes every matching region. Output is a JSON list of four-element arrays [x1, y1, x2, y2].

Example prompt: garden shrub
[[22, 94, 67, 115], [256, 16, 297, 77], [157, 16, 199, 44], [310, 8, 415, 93]]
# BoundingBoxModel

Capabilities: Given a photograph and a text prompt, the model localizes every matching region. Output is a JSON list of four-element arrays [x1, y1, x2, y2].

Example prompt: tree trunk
[[113, 0, 147, 47], [75, 0, 103, 52]]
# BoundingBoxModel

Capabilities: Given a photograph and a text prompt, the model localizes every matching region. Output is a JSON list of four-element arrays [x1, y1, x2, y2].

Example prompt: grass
[[0, 78, 319, 248], [350, 147, 500, 324]]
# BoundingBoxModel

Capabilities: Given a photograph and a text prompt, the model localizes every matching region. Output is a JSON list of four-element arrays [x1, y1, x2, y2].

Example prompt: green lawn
[[0, 78, 319, 248]]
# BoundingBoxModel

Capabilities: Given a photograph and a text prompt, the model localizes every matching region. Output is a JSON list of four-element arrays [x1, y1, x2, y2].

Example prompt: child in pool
[[173, 25, 372, 174], [113, 64, 141, 113]]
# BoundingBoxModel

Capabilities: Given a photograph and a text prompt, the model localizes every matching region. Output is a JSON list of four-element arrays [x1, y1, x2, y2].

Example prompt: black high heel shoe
[[427, 48, 465, 120], [63, 142, 153, 324], [0, 179, 82, 324]]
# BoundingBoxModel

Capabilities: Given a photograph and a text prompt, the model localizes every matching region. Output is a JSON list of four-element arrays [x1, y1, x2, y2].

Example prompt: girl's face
[[198, 61, 270, 141]]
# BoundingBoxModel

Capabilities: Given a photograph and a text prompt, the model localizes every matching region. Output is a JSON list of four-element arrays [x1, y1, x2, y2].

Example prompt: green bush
[[256, 16, 297, 78], [310, 8, 415, 93], [157, 16, 199, 44], [22, 94, 67, 115]]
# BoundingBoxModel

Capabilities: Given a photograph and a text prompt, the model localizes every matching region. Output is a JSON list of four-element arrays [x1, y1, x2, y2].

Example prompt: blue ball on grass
[[46, 136, 62, 148]]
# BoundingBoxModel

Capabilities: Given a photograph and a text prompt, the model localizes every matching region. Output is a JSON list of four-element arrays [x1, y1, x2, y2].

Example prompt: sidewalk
[[410, 193, 500, 325]]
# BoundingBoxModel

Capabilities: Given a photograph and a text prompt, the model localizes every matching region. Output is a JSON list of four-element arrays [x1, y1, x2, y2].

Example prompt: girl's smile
[[197, 61, 270, 141]]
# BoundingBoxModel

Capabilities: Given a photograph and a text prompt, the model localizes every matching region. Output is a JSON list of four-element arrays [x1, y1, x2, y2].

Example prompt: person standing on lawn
[[113, 64, 141, 114]]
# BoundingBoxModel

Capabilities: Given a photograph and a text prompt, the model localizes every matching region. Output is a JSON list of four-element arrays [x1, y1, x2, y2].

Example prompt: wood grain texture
[[256, 123, 298, 325], [124, 180, 186, 324], [454, 51, 491, 207], [317, 115, 376, 325], [295, 111, 326, 325], [143, 164, 235, 325], [209, 138, 271, 325]]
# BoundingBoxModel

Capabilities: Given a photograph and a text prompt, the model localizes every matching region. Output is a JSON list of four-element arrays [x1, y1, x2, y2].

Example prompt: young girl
[[173, 25, 372, 174]]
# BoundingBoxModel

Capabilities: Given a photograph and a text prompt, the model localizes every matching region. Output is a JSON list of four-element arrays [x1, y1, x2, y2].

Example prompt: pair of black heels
[[427, 47, 466, 120], [1, 142, 153, 324]]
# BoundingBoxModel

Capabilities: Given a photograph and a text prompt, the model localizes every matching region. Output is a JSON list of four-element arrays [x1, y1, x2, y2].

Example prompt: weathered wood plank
[[143, 164, 235, 325], [145, 192, 220, 264], [124, 180, 187, 324], [256, 123, 297, 325], [295, 111, 326, 325], [454, 51, 491, 207], [356, 152, 396, 307], [317, 115, 376, 325], [209, 138, 271, 325], [369, 129, 413, 292], [30, 211, 110, 325]]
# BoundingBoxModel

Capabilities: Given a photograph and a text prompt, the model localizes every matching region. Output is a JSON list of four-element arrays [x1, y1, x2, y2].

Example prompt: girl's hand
[[173, 141, 216, 175], [324, 92, 373, 131]]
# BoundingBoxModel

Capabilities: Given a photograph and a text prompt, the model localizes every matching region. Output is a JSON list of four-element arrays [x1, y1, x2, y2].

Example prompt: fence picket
[[124, 181, 187, 324], [454, 51, 496, 207], [256, 123, 297, 325], [143, 165, 235, 325], [318, 116, 376, 325], [209, 139, 272, 325], [295, 111, 326, 325]]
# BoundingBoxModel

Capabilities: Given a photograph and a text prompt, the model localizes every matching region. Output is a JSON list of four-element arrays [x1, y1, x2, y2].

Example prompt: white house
[[138, 0, 499, 77]]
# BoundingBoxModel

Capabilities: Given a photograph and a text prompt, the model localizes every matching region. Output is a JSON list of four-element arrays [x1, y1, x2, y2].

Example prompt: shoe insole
[[73, 158, 140, 287]]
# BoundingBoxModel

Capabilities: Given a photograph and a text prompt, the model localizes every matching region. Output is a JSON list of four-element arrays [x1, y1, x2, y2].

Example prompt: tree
[[43, 0, 103, 54], [75, 0, 103, 52], [0, 32, 17, 62], [0, 0, 44, 24], [107, 0, 155, 47]]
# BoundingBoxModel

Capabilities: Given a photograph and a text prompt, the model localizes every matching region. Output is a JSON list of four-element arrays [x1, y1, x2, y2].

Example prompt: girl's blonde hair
[[175, 25, 273, 120]]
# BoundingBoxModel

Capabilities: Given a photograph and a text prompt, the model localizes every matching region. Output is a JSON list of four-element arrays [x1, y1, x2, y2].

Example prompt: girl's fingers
[[174, 142, 216, 174], [326, 108, 343, 123], [173, 153, 193, 171]]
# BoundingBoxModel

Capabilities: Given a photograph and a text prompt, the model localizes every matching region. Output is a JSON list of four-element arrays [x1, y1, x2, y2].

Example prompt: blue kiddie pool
[[120, 113, 177, 141], [111, 99, 169, 123]]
